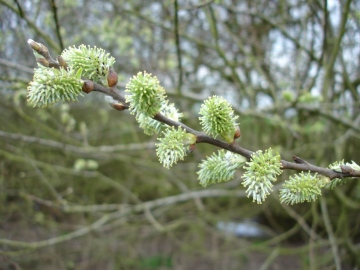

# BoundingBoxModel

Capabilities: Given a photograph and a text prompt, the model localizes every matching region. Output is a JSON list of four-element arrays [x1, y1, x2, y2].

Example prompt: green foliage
[[125, 71, 167, 117], [156, 126, 196, 169], [199, 96, 239, 143], [197, 150, 247, 187], [242, 148, 282, 204], [27, 65, 83, 107], [279, 172, 327, 204], [61, 45, 115, 85]]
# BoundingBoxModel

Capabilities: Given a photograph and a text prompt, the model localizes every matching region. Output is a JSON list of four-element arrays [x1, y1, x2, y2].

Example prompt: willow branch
[[27, 40, 359, 181], [153, 113, 355, 180], [90, 81, 128, 107]]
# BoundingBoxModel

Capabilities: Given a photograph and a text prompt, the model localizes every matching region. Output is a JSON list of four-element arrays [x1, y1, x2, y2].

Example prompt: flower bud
[[27, 39, 41, 51], [57, 55, 68, 69], [234, 126, 241, 139], [27, 39, 49, 55], [36, 58, 49, 67], [188, 144, 196, 153], [110, 103, 126, 111], [107, 68, 118, 87], [82, 80, 94, 93], [183, 133, 197, 145]]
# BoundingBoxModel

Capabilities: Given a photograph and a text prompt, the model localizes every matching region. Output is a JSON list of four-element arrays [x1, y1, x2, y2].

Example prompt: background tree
[[0, 0, 359, 269]]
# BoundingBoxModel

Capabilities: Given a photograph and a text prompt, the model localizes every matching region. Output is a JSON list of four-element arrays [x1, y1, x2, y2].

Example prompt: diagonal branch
[[174, 0, 183, 94], [27, 40, 360, 182], [49, 0, 64, 51], [1, 0, 61, 52]]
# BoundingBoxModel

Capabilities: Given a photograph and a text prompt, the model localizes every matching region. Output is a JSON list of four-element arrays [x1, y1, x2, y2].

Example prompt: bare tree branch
[[49, 0, 64, 51]]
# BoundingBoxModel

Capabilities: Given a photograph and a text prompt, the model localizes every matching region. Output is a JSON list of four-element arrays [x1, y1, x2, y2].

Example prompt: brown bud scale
[[234, 126, 241, 139], [36, 58, 49, 67], [110, 103, 126, 111], [107, 68, 118, 87], [57, 55, 68, 69], [82, 80, 95, 93]]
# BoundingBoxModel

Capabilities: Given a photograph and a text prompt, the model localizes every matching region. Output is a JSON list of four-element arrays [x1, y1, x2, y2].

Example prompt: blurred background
[[0, 0, 359, 269]]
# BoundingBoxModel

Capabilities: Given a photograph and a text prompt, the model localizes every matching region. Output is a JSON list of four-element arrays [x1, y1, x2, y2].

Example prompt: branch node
[[340, 165, 360, 177], [293, 156, 309, 164]]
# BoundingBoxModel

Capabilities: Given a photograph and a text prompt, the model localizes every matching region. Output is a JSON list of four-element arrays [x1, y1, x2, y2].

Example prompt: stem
[[26, 40, 359, 182]]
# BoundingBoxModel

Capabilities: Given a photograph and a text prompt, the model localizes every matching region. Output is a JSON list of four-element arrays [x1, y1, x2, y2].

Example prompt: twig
[[222, 6, 318, 62], [280, 202, 321, 241], [320, 197, 342, 270], [321, 0, 352, 100], [13, 0, 24, 17], [90, 81, 128, 107], [259, 248, 279, 270], [0, 58, 34, 74], [0, 148, 97, 178], [0, 214, 111, 249], [174, 0, 183, 94], [61, 188, 248, 213], [182, 0, 214, 10], [0, 188, 248, 251], [49, 0, 64, 51], [144, 205, 165, 232], [29, 159, 63, 201], [206, 5, 247, 96], [13, 186, 248, 215], [1, 0, 60, 52], [0, 130, 155, 154], [297, 104, 360, 134], [340, 165, 360, 177]]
